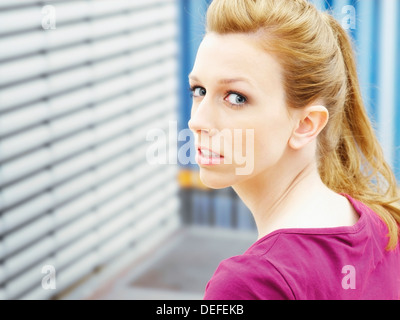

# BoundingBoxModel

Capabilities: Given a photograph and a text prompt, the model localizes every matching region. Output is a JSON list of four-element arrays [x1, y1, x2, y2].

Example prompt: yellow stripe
[[178, 169, 209, 190]]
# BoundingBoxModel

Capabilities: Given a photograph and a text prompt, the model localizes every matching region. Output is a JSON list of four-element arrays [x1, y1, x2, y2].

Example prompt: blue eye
[[225, 92, 247, 106], [191, 87, 206, 97]]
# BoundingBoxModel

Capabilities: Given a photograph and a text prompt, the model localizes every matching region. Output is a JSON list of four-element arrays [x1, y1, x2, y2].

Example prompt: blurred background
[[0, 0, 399, 300]]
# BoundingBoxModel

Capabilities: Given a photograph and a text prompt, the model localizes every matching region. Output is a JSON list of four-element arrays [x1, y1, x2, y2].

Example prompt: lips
[[196, 146, 224, 165]]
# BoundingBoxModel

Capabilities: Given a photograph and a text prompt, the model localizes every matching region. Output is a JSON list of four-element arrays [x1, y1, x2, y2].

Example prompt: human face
[[188, 32, 295, 189]]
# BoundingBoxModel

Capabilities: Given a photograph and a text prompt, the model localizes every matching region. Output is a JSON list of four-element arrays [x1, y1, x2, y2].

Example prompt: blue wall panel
[[178, 0, 211, 169], [394, 2, 400, 178], [356, 0, 379, 123]]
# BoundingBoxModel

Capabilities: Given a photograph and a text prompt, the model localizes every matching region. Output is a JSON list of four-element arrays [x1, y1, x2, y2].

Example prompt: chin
[[199, 168, 241, 190]]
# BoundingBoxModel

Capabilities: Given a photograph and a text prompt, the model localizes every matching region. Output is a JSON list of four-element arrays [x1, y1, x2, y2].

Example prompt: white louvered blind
[[0, 0, 180, 300]]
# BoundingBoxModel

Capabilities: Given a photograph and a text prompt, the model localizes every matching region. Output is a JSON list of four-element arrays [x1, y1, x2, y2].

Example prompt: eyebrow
[[189, 74, 254, 86]]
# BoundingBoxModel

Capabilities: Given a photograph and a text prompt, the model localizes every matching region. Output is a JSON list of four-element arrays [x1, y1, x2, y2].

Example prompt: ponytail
[[321, 14, 400, 250]]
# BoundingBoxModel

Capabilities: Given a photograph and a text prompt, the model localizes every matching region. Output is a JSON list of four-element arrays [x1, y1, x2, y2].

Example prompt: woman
[[188, 0, 400, 300]]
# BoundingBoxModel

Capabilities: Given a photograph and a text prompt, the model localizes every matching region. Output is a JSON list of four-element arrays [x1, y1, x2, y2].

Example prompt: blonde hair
[[206, 0, 400, 249]]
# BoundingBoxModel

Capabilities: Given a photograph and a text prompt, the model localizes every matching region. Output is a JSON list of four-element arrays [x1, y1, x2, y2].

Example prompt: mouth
[[196, 146, 224, 165]]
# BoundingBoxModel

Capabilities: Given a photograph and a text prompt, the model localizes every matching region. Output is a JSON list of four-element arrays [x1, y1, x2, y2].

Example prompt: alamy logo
[[341, 265, 356, 290], [341, 5, 356, 30], [146, 121, 255, 176], [41, 265, 56, 290], [41, 5, 57, 30]]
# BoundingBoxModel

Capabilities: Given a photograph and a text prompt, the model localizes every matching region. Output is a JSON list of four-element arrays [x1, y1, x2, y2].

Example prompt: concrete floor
[[95, 227, 256, 300]]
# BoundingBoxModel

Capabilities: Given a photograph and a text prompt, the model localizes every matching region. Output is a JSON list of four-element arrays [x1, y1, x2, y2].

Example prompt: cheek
[[251, 116, 292, 167]]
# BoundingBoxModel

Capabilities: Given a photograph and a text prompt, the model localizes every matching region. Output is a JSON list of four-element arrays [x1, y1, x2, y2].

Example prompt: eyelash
[[189, 86, 248, 110]]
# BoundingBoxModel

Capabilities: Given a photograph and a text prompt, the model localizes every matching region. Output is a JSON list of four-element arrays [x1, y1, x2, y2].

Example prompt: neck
[[232, 157, 334, 239]]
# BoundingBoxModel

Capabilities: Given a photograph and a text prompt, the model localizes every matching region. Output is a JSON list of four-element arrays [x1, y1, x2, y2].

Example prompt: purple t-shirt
[[204, 195, 400, 300]]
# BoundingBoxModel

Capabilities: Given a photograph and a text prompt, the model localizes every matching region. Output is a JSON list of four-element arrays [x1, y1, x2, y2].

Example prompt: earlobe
[[288, 105, 329, 150]]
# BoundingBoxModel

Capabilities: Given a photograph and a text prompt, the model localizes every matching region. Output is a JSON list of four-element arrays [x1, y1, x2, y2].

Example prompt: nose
[[188, 118, 218, 138], [188, 100, 217, 136], [188, 123, 217, 139]]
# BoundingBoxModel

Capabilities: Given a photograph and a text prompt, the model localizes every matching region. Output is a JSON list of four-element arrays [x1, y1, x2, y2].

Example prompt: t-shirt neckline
[[248, 193, 368, 249]]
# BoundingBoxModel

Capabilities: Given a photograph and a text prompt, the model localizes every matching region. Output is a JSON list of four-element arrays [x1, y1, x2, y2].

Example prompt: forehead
[[191, 32, 282, 88]]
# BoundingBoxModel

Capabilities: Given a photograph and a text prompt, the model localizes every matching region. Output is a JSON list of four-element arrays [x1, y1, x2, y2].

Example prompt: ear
[[288, 105, 329, 150]]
